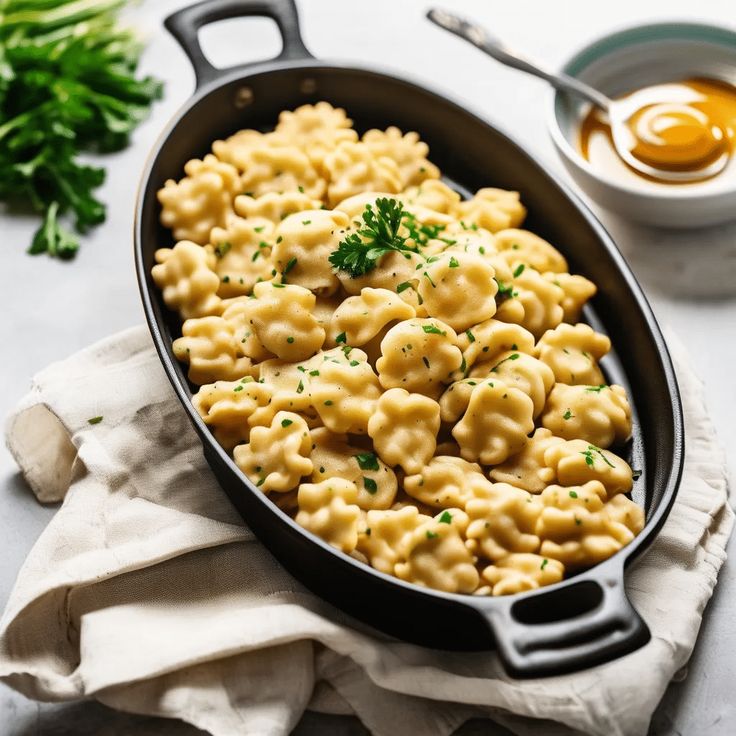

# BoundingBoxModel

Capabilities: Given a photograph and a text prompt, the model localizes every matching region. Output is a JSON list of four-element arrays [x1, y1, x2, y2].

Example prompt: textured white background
[[1, 1, 734, 733]]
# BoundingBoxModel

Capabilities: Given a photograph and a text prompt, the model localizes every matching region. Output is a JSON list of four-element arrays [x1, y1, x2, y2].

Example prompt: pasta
[[153, 101, 642, 597]]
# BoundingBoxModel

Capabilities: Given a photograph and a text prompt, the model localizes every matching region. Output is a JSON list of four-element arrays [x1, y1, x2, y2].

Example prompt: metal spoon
[[427, 7, 728, 183]]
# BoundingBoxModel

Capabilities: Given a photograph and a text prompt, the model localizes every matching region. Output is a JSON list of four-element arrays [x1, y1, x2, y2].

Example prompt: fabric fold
[[0, 325, 732, 736]]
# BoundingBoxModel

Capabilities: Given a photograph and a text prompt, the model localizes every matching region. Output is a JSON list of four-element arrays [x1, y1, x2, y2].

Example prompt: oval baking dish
[[134, 0, 684, 678]]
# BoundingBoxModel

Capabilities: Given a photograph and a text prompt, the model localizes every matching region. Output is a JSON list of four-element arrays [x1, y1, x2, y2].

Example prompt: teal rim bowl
[[548, 21, 736, 228]]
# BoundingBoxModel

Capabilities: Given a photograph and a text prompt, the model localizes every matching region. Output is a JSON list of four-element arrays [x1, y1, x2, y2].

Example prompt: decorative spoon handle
[[426, 7, 613, 111]]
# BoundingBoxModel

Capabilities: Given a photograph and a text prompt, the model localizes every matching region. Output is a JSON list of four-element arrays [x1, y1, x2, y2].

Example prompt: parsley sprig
[[329, 198, 422, 277]]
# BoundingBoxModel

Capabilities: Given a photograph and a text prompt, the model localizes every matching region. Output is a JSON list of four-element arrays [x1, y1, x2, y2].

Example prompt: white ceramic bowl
[[548, 22, 736, 228]]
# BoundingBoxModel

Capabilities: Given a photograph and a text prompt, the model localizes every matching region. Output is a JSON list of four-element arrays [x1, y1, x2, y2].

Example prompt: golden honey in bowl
[[579, 78, 736, 184]]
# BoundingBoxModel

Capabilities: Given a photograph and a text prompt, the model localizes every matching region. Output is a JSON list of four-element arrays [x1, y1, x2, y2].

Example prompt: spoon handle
[[426, 8, 613, 112]]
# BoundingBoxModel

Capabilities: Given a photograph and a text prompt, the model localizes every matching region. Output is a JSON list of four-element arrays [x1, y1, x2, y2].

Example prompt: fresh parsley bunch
[[0, 0, 163, 258]]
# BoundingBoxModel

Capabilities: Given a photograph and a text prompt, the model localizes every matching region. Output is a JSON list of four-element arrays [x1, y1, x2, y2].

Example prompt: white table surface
[[1, 1, 734, 733]]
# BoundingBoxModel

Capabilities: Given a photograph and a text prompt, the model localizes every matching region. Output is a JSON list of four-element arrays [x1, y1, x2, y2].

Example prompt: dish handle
[[164, 0, 313, 89], [474, 558, 650, 677]]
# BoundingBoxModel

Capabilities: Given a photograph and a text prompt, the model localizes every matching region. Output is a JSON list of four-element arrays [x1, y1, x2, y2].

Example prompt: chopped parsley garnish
[[448, 256, 460, 268], [426, 530, 439, 540], [569, 490, 578, 498], [495, 278, 517, 301], [540, 558, 549, 570], [302, 219, 311, 225], [402, 211, 446, 246], [335, 332, 347, 344], [214, 241, 231, 258], [286, 336, 295, 344], [324, 400, 333, 406], [233, 385, 244, 392], [283, 257, 297, 276], [585, 384, 608, 392], [281, 418, 293, 428], [296, 380, 304, 394], [309, 369, 320, 376], [422, 324, 446, 335], [580, 444, 615, 468], [354, 452, 380, 471], [491, 353, 520, 372], [439, 510, 453, 524], [396, 281, 413, 293], [423, 271, 436, 288], [87, 416, 103, 425], [329, 198, 422, 277], [272, 282, 285, 288], [465, 329, 476, 343], [513, 263, 526, 278], [563, 409, 573, 420], [363, 477, 378, 494]]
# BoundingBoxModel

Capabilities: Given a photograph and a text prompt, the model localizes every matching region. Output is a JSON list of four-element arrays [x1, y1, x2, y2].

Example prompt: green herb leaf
[[283, 257, 297, 276], [354, 452, 379, 471], [329, 198, 422, 277], [540, 558, 548, 570], [281, 418, 293, 428], [28, 202, 79, 259], [363, 477, 378, 494], [465, 329, 475, 343], [396, 281, 412, 293], [495, 278, 516, 302], [426, 530, 439, 540], [448, 256, 459, 268], [335, 331, 347, 344], [491, 353, 520, 372], [422, 324, 446, 335], [214, 241, 232, 258], [87, 416, 103, 425], [439, 510, 453, 524], [513, 263, 526, 277]]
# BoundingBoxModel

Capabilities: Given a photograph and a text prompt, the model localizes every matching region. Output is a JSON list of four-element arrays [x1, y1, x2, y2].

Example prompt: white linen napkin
[[1, 325, 732, 736]]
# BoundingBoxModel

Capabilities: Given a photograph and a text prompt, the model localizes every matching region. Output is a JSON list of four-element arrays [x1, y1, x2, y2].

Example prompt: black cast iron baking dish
[[134, 0, 685, 677]]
